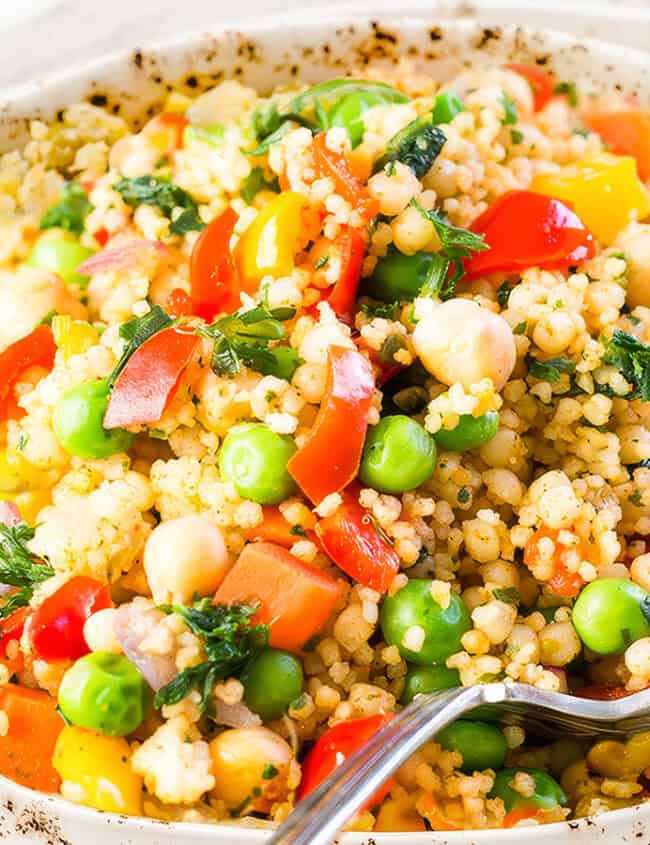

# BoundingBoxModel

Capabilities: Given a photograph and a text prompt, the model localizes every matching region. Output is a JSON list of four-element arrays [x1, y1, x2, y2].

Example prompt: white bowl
[[1, 8, 649, 844]]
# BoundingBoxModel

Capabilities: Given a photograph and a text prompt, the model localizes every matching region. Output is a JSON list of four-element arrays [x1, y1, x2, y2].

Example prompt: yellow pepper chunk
[[235, 191, 305, 282], [0, 449, 41, 494], [532, 153, 650, 245], [52, 726, 143, 816], [51, 315, 99, 362]]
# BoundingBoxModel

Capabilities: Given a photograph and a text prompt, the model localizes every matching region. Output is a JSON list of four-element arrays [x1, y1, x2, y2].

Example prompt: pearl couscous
[[0, 57, 649, 834]]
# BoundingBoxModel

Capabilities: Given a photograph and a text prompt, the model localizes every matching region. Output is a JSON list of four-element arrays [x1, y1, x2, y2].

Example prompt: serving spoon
[[269, 682, 650, 845]]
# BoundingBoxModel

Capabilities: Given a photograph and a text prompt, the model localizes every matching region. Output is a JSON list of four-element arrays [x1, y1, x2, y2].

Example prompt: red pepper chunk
[[312, 134, 379, 224], [586, 109, 650, 181], [505, 63, 556, 112], [31, 575, 112, 662], [463, 191, 595, 281], [288, 347, 374, 504], [158, 112, 190, 149], [0, 326, 56, 422], [103, 326, 199, 429], [298, 714, 394, 807], [316, 486, 400, 593], [190, 207, 241, 321], [326, 229, 366, 324]]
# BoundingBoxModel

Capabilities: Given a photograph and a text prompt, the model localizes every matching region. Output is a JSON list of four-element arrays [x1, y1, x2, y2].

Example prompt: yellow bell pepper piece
[[51, 315, 99, 362], [52, 726, 143, 816], [0, 449, 41, 494], [532, 153, 650, 246], [235, 191, 305, 282]]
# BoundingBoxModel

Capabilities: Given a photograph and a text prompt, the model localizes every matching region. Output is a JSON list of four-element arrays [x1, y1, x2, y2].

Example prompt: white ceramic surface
[[1, 8, 650, 844]]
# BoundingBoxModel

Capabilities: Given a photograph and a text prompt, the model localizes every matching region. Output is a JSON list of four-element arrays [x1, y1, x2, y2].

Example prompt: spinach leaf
[[602, 329, 650, 400], [40, 182, 92, 235], [114, 176, 203, 235]]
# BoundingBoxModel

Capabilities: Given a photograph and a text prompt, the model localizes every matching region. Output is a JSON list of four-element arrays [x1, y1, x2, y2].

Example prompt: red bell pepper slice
[[586, 109, 650, 181], [0, 607, 29, 676], [103, 326, 199, 429], [316, 485, 400, 593], [166, 287, 194, 317], [505, 63, 556, 112], [298, 714, 394, 807], [315, 228, 366, 324], [288, 346, 374, 504], [312, 134, 379, 224], [0, 326, 56, 423], [463, 191, 595, 280], [189, 207, 241, 321], [30, 575, 112, 662]]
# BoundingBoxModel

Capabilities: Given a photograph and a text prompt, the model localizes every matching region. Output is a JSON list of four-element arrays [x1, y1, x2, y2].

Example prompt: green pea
[[53, 379, 134, 460], [431, 90, 465, 125], [28, 237, 94, 287], [241, 648, 304, 721], [436, 720, 507, 773], [433, 412, 500, 452], [58, 652, 148, 736], [401, 665, 460, 704], [219, 423, 296, 505], [490, 768, 567, 812], [364, 246, 435, 302], [359, 415, 436, 494], [380, 579, 471, 665], [572, 578, 650, 654]]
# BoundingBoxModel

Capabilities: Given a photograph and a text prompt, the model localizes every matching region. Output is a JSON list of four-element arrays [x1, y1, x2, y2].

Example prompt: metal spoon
[[269, 682, 650, 845]]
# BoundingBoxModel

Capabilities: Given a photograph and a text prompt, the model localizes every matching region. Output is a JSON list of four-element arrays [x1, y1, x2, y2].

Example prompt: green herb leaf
[[114, 176, 200, 234], [510, 129, 524, 145], [109, 305, 172, 387], [247, 122, 293, 157], [0, 523, 55, 620], [492, 587, 520, 605], [628, 490, 643, 506], [513, 321, 527, 335], [526, 354, 576, 383], [262, 763, 279, 780], [40, 182, 92, 235], [554, 81, 579, 108], [496, 281, 515, 307], [170, 207, 205, 236], [241, 168, 280, 205], [360, 300, 399, 320], [500, 92, 518, 126], [154, 599, 269, 709], [376, 118, 446, 179], [602, 329, 650, 401], [457, 487, 470, 504]]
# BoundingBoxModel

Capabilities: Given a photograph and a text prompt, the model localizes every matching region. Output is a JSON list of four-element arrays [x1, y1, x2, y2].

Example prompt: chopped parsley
[[113, 175, 204, 236], [262, 763, 279, 780], [199, 305, 300, 380], [510, 129, 524, 145], [314, 254, 330, 270], [500, 92, 518, 126], [40, 181, 92, 235], [457, 487, 470, 504], [411, 199, 488, 300], [360, 300, 399, 320], [240, 167, 280, 205], [513, 321, 527, 335], [492, 587, 520, 605], [154, 599, 269, 709], [109, 305, 173, 388], [602, 330, 650, 401], [496, 281, 516, 307], [0, 523, 55, 620], [526, 354, 576, 383], [628, 490, 643, 507], [554, 81, 579, 107]]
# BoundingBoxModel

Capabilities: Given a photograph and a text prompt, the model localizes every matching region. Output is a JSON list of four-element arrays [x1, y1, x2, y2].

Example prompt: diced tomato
[[574, 684, 638, 700], [524, 526, 593, 598], [0, 685, 63, 792], [0, 326, 56, 422], [0, 608, 28, 676], [94, 227, 110, 247], [245, 506, 319, 549], [298, 714, 393, 808], [311, 228, 366, 324], [214, 541, 342, 653], [316, 485, 400, 593], [505, 63, 556, 112], [158, 112, 190, 149], [464, 191, 595, 280], [103, 326, 199, 429], [166, 287, 194, 317], [312, 133, 379, 224], [288, 347, 375, 504], [189, 208, 241, 320], [585, 109, 650, 181], [30, 575, 113, 662]]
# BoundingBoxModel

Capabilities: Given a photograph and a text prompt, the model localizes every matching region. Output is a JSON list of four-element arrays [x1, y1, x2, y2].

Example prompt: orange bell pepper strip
[[316, 485, 400, 593], [214, 541, 343, 653], [586, 109, 650, 181], [0, 685, 64, 793], [246, 506, 318, 549], [103, 326, 199, 429], [504, 63, 556, 112], [312, 133, 379, 224], [310, 228, 366, 324], [288, 346, 375, 504], [190, 207, 242, 321], [0, 326, 56, 423], [524, 525, 594, 598]]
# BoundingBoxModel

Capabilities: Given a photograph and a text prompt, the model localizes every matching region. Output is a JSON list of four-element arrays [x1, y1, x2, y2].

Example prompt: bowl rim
[[2, 6, 650, 840]]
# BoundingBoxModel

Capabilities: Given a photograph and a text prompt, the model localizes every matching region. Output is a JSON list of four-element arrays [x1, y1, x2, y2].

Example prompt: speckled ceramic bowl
[[0, 7, 649, 844]]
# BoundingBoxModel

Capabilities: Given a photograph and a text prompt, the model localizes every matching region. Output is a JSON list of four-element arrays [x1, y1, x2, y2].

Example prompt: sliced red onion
[[213, 698, 262, 729], [114, 600, 177, 691], [77, 240, 170, 276], [0, 501, 21, 527]]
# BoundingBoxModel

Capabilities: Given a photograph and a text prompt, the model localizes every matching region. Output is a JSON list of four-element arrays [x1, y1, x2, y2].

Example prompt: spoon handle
[[270, 683, 505, 845]]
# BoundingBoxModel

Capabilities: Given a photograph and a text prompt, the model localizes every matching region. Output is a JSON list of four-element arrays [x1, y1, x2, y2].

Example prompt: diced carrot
[[0, 685, 64, 793], [245, 507, 318, 549], [586, 109, 650, 181], [214, 542, 343, 653]]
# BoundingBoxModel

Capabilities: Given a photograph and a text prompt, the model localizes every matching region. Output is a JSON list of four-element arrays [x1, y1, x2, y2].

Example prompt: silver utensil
[[270, 682, 650, 845]]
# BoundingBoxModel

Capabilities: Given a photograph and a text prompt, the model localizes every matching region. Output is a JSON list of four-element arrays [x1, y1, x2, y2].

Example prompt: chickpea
[[412, 298, 516, 390], [143, 515, 231, 606], [83, 608, 122, 654], [209, 727, 297, 811]]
